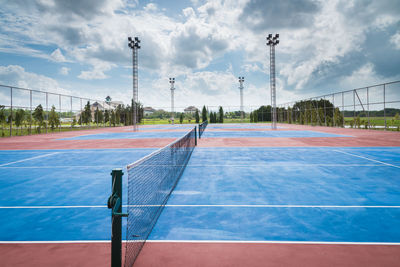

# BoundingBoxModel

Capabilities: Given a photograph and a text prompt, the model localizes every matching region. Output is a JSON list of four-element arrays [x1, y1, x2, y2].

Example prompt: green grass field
[[344, 116, 400, 128], [2, 116, 399, 137]]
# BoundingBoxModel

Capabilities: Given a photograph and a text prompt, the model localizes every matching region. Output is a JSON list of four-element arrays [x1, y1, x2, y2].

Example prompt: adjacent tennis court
[[0, 123, 399, 266]]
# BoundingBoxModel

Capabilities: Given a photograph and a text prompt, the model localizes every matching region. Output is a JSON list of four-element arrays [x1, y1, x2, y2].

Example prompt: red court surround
[[1, 124, 399, 266]]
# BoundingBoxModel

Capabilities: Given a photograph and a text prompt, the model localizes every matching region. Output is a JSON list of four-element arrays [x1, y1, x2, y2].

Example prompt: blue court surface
[[1, 146, 399, 243], [59, 130, 349, 140]]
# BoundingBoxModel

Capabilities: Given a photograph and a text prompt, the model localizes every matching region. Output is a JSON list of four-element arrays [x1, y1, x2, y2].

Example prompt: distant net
[[124, 127, 197, 266], [198, 120, 208, 138]]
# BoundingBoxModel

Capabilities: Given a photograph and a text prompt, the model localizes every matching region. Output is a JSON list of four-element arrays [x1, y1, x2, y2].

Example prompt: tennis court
[[0, 123, 399, 266]]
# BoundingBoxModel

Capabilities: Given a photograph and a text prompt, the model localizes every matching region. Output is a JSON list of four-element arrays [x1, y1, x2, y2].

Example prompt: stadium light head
[[266, 34, 279, 46]]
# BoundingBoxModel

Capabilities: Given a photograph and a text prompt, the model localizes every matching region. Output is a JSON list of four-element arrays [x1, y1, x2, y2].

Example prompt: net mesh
[[124, 127, 197, 266], [199, 120, 208, 138]]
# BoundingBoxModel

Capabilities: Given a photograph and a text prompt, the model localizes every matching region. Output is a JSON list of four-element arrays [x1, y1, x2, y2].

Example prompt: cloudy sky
[[0, 0, 399, 111]]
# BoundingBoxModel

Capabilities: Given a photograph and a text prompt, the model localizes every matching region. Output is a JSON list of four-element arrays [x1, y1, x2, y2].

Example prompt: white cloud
[[78, 61, 113, 80], [50, 48, 66, 62], [144, 3, 157, 12], [0, 65, 70, 94], [390, 32, 400, 50], [59, 67, 70, 75], [339, 63, 379, 89]]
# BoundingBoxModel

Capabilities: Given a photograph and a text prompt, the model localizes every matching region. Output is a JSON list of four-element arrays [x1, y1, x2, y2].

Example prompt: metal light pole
[[169, 77, 175, 125], [266, 33, 279, 129], [238, 77, 244, 123], [128, 36, 141, 131]]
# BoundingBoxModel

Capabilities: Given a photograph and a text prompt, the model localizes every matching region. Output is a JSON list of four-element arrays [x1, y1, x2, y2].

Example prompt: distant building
[[76, 99, 124, 120], [143, 107, 156, 116], [184, 106, 198, 114]]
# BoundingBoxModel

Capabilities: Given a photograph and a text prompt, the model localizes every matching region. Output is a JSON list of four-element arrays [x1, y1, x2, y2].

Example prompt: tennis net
[[124, 127, 197, 266], [198, 120, 208, 138]]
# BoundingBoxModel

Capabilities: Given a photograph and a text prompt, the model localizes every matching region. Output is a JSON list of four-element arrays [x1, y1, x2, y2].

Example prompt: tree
[[201, 105, 207, 122], [15, 109, 25, 135], [250, 112, 253, 123], [0, 105, 5, 136], [218, 106, 224, 123], [111, 110, 116, 126], [253, 110, 258, 123], [98, 109, 104, 124], [104, 110, 110, 124], [94, 107, 100, 124], [32, 104, 44, 133], [210, 112, 217, 123], [334, 108, 343, 127], [72, 118, 77, 128], [48, 105, 60, 130], [253, 105, 271, 122], [179, 113, 184, 124], [82, 101, 91, 125], [195, 109, 200, 123], [115, 105, 121, 125]]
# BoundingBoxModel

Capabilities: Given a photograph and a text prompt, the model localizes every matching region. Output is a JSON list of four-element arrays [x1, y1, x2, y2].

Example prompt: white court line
[[0, 166, 122, 169], [0, 164, 384, 169], [131, 205, 400, 208], [0, 205, 107, 209], [0, 240, 399, 245], [186, 164, 383, 167], [333, 150, 400, 169], [0, 240, 110, 244], [0, 152, 60, 167], [147, 240, 400, 245], [1, 205, 399, 209]]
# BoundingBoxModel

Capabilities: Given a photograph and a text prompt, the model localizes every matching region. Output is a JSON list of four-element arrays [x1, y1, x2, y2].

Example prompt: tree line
[[0, 99, 144, 136]]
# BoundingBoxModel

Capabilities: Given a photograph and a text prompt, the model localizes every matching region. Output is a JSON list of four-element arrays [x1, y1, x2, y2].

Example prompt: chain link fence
[[0, 84, 138, 137], [278, 81, 400, 130]]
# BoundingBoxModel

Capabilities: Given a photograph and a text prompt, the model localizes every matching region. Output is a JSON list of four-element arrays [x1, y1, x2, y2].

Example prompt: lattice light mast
[[266, 33, 279, 129], [128, 36, 141, 131], [238, 76, 244, 122], [169, 77, 175, 125]]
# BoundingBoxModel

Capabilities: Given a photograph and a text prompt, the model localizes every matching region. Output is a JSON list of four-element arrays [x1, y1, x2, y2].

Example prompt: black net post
[[195, 126, 197, 145], [108, 169, 128, 267]]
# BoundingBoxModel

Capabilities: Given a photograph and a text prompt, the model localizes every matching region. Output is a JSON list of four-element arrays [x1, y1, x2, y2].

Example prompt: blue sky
[[0, 0, 399, 112]]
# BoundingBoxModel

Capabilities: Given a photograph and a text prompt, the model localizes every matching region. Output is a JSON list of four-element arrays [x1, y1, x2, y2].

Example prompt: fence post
[[10, 87, 12, 137], [353, 89, 356, 127], [383, 84, 386, 130], [195, 126, 197, 146], [332, 94, 335, 127], [70, 96, 73, 130], [46, 92, 48, 133], [30, 90, 32, 135], [59, 94, 61, 132], [367, 87, 370, 129], [342, 92, 344, 127]]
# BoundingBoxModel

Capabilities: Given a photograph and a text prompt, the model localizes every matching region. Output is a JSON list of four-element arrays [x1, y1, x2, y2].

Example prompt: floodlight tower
[[238, 77, 244, 122], [266, 33, 279, 129], [169, 78, 175, 124], [128, 36, 141, 131]]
